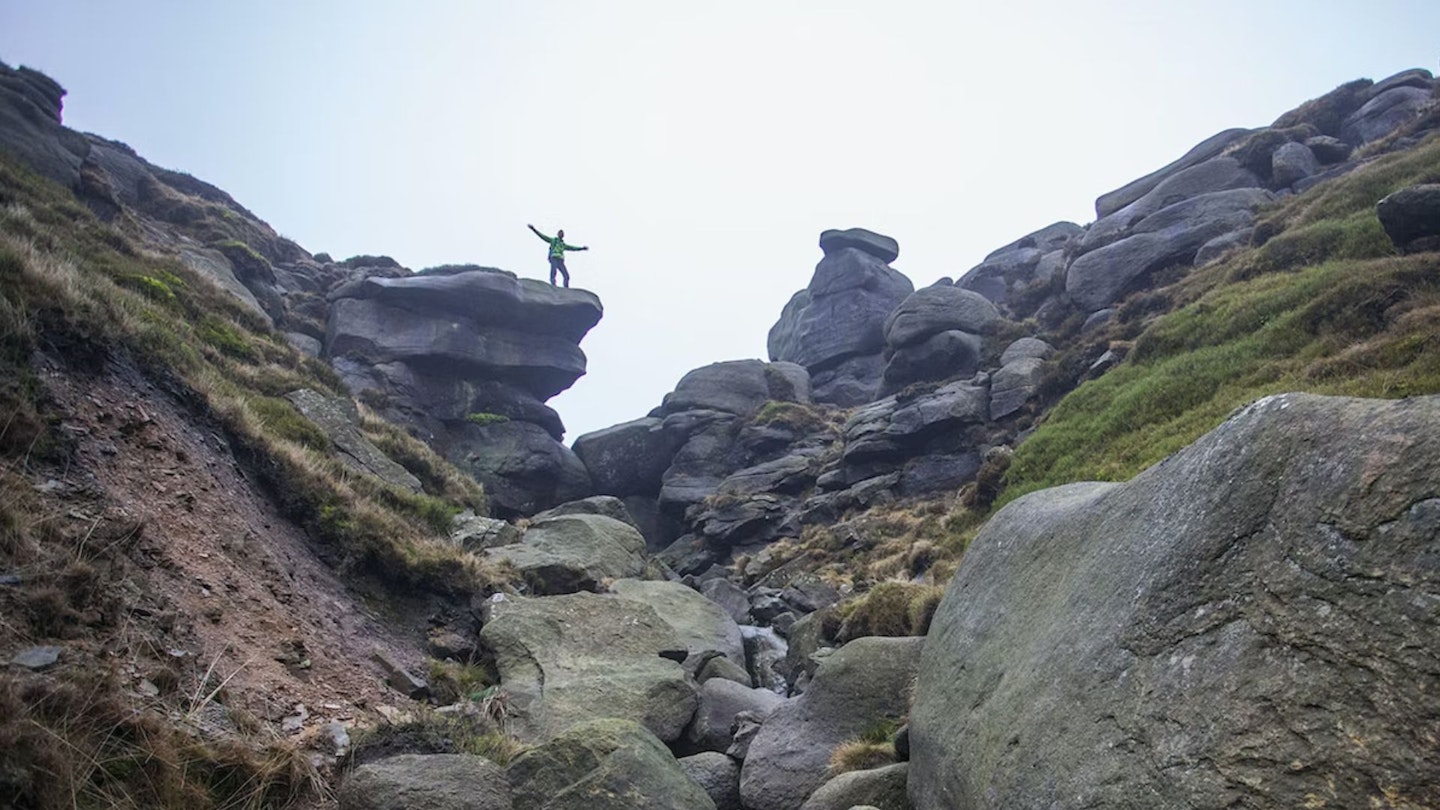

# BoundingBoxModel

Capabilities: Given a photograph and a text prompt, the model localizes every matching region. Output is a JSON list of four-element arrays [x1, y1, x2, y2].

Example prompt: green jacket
[[530, 226, 584, 259]]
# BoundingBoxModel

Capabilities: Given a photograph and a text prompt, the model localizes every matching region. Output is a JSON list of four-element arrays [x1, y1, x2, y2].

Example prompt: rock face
[[741, 636, 925, 810], [339, 754, 512, 810], [450, 420, 592, 517], [910, 393, 1440, 809], [507, 718, 716, 810], [480, 592, 697, 744], [769, 231, 914, 406]]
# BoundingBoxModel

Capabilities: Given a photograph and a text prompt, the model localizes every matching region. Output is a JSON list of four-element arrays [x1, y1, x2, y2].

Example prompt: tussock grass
[[0, 670, 323, 810], [835, 580, 943, 642], [828, 740, 894, 775], [1002, 135, 1440, 504], [346, 708, 528, 769]]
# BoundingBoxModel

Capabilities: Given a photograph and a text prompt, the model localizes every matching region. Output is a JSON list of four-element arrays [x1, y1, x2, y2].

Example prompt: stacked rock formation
[[326, 266, 602, 515], [768, 228, 914, 406]]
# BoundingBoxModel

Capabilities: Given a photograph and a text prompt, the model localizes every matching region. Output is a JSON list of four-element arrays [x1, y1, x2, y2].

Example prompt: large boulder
[[1376, 184, 1440, 253], [883, 286, 1000, 349], [448, 420, 592, 516], [1270, 141, 1320, 188], [484, 514, 646, 594], [800, 763, 910, 810], [809, 353, 889, 408], [507, 718, 716, 810], [988, 356, 1047, 420], [609, 579, 746, 670], [480, 593, 697, 744], [339, 754, 512, 810], [330, 268, 603, 342], [1094, 128, 1253, 218], [982, 221, 1084, 258], [658, 411, 745, 512], [573, 417, 679, 497], [685, 678, 786, 754], [679, 752, 743, 810], [740, 636, 925, 810], [910, 393, 1440, 809], [842, 381, 989, 464], [661, 360, 811, 417], [879, 330, 983, 395]]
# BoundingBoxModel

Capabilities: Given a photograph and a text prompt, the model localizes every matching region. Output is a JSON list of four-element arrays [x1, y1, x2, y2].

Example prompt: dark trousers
[[549, 256, 569, 287]]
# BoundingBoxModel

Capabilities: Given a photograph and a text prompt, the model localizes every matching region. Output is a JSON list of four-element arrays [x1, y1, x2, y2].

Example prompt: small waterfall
[[739, 624, 789, 695]]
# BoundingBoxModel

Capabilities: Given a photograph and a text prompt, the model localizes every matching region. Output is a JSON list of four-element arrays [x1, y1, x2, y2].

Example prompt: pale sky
[[3, 1, 1437, 439]]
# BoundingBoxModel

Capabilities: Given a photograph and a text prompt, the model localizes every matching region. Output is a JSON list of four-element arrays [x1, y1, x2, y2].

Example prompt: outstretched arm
[[527, 224, 551, 242]]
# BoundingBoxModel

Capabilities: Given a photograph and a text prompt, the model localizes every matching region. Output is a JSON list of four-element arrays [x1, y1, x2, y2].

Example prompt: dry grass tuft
[[828, 739, 895, 776]]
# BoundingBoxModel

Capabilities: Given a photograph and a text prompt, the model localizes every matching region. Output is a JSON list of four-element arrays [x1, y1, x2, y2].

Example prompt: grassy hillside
[[0, 153, 506, 808], [1003, 135, 1440, 502]]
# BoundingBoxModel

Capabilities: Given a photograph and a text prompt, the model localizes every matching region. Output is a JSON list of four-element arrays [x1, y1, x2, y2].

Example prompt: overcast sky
[[3, 1, 1438, 439]]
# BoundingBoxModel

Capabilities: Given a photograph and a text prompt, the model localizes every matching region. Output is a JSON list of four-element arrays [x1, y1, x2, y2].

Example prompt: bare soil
[[2, 351, 446, 803]]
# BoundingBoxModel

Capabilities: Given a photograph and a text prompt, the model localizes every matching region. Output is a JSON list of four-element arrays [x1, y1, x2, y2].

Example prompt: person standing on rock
[[527, 224, 588, 288]]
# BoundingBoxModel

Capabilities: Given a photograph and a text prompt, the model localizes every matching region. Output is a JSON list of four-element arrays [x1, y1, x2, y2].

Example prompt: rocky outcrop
[[1094, 128, 1253, 218], [955, 223, 1080, 321], [769, 230, 914, 406], [684, 678, 785, 754], [1066, 186, 1275, 311], [325, 267, 602, 515], [339, 754, 512, 810], [910, 393, 1440, 809], [740, 636, 924, 810], [479, 592, 696, 744], [507, 718, 716, 810]]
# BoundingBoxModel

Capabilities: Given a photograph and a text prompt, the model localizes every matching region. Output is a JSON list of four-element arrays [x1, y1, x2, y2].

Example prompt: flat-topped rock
[[818, 228, 900, 263], [330, 267, 602, 341]]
